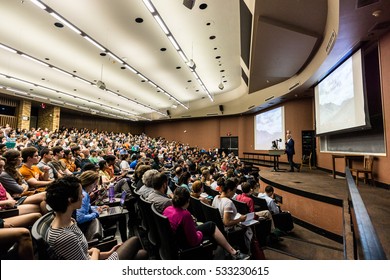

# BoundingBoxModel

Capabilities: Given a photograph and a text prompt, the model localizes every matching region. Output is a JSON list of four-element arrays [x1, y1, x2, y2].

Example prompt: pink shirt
[[163, 206, 203, 247], [235, 193, 255, 212]]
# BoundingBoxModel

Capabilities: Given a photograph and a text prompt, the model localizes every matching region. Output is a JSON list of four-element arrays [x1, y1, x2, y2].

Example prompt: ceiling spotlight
[[218, 82, 224, 90], [186, 59, 196, 70], [96, 80, 106, 90], [372, 10, 382, 17]]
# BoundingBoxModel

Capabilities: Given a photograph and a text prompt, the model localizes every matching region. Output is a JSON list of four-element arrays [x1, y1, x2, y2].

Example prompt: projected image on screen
[[315, 49, 369, 135], [254, 107, 285, 150]]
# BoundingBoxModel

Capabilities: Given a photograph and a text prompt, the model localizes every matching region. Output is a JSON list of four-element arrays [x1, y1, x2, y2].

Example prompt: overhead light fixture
[[142, 0, 155, 13], [49, 12, 81, 34], [141, 0, 213, 102], [0, 43, 17, 53], [154, 15, 169, 34], [30, 0, 46, 10], [20, 54, 48, 67], [83, 36, 105, 51]]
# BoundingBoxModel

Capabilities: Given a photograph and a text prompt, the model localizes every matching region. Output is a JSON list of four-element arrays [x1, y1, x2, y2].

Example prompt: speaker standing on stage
[[285, 130, 300, 172]]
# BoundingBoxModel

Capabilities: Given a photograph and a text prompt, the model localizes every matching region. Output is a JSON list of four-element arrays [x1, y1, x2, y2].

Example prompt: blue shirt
[[76, 189, 99, 224]]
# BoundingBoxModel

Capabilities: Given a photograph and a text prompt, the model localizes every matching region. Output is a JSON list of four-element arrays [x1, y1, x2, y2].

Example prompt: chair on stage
[[350, 155, 375, 186], [301, 152, 312, 170]]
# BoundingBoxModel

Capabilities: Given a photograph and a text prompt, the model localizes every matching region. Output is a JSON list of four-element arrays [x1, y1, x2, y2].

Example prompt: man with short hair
[[51, 146, 73, 177], [37, 148, 59, 180], [258, 185, 280, 215], [19, 147, 53, 189], [146, 172, 172, 213]]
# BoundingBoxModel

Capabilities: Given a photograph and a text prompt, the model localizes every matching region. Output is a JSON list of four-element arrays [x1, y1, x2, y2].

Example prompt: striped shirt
[[47, 219, 118, 260]]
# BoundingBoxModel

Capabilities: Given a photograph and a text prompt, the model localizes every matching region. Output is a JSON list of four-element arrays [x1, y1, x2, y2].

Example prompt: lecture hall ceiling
[[0, 0, 389, 121]]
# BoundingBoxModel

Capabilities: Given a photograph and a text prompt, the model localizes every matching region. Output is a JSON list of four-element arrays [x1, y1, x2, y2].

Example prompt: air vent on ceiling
[[356, 0, 379, 8], [289, 82, 300, 91], [326, 30, 337, 54]]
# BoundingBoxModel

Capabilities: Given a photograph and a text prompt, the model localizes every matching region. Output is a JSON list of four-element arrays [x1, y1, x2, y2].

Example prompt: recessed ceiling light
[[209, 35, 216, 40], [215, 56, 221, 59], [220, 69, 225, 72], [199, 3, 208, 10], [160, 47, 166, 51], [100, 52, 107, 56], [135, 17, 144, 23], [54, 22, 64, 28], [176, 66, 181, 69]]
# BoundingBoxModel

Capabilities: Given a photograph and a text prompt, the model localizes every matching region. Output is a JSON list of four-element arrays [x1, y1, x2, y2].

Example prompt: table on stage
[[268, 150, 285, 172], [332, 154, 364, 179]]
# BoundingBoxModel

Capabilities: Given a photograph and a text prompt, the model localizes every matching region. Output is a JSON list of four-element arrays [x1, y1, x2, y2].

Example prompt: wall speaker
[[219, 105, 224, 114], [183, 0, 195, 10]]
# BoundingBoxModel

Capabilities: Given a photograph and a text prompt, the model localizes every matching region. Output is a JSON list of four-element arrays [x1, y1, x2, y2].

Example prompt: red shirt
[[235, 193, 254, 212]]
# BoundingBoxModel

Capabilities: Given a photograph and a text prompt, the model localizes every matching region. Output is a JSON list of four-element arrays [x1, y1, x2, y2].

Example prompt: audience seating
[[188, 196, 207, 223], [231, 198, 249, 214], [32, 212, 116, 259], [251, 195, 269, 211], [150, 204, 214, 260], [137, 195, 159, 247], [203, 184, 220, 198], [200, 201, 248, 253]]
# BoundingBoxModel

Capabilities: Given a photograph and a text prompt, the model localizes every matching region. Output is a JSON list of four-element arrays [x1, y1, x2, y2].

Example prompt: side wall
[[316, 32, 390, 186]]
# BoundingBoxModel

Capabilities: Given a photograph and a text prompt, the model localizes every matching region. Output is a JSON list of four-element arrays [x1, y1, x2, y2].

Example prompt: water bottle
[[108, 183, 115, 203]]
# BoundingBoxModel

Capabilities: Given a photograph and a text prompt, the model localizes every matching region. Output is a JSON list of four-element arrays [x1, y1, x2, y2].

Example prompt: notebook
[[235, 212, 258, 226]]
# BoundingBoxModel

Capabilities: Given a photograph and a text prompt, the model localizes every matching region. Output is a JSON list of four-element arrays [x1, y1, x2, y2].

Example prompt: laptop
[[101, 191, 126, 216]]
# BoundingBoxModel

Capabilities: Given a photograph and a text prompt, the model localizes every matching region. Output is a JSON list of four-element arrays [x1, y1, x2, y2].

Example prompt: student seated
[[45, 176, 148, 260], [163, 187, 249, 260], [0, 213, 41, 260]]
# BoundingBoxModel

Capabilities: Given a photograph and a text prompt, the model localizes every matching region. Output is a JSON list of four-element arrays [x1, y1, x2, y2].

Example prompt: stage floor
[[258, 166, 390, 259]]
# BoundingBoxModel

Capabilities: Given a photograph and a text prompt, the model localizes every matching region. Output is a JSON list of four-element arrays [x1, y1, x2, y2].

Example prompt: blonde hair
[[79, 170, 99, 188]]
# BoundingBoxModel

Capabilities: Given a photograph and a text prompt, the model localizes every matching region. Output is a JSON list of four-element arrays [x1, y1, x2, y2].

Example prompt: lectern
[[268, 150, 285, 171]]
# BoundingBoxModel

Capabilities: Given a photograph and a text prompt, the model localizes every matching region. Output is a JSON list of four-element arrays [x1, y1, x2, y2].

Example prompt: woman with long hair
[[163, 187, 248, 260], [0, 153, 46, 213]]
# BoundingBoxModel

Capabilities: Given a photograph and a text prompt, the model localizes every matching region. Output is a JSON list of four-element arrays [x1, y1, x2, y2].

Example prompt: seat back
[[231, 198, 249, 214], [203, 184, 219, 198], [200, 201, 226, 234], [301, 152, 312, 170], [31, 212, 60, 260], [200, 201, 248, 253], [150, 203, 179, 260], [251, 195, 269, 211], [188, 196, 207, 223], [138, 195, 159, 246], [150, 204, 213, 260], [364, 155, 374, 171]]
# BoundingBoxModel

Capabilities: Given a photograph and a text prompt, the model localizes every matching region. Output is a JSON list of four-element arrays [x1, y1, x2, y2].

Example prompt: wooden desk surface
[[332, 154, 364, 178]]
